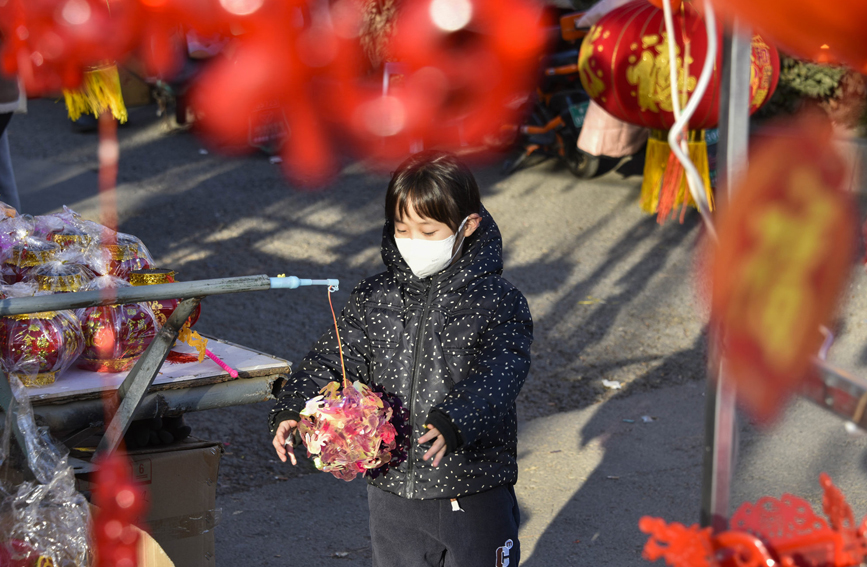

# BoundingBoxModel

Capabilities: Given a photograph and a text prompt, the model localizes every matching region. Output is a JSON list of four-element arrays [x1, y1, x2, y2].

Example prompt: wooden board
[[25, 336, 291, 405]]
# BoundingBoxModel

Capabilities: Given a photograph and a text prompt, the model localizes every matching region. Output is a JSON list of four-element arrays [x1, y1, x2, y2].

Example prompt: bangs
[[385, 150, 481, 233], [391, 175, 459, 231]]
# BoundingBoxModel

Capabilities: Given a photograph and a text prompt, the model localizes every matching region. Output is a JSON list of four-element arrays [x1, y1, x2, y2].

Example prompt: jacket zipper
[[405, 278, 438, 498]]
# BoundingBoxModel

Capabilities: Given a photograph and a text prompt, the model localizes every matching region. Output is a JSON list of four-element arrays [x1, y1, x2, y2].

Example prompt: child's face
[[394, 201, 455, 241]]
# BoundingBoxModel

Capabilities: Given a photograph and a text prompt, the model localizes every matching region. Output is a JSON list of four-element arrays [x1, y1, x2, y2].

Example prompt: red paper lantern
[[76, 278, 158, 373], [130, 268, 201, 328], [577, 1, 779, 130], [709, 0, 867, 72], [0, 309, 84, 387]]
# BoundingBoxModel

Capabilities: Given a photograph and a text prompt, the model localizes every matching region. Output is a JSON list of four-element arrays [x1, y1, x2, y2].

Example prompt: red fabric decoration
[[0, 0, 137, 94], [710, 0, 867, 72], [710, 111, 856, 423], [341, 0, 546, 160], [190, 0, 339, 185]]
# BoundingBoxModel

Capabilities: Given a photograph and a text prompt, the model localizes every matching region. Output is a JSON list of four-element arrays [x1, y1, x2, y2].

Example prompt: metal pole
[[0, 275, 339, 316], [96, 297, 202, 456], [699, 22, 752, 531]]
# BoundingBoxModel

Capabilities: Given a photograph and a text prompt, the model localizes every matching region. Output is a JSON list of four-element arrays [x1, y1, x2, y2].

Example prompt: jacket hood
[[380, 205, 504, 290]]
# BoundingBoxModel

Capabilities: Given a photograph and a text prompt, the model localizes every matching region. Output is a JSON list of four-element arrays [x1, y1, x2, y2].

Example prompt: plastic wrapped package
[[0, 283, 85, 388], [24, 251, 96, 293], [0, 215, 36, 265], [130, 268, 201, 328], [0, 375, 92, 566], [2, 237, 61, 284], [32, 214, 68, 244], [76, 275, 159, 372], [83, 233, 154, 281], [0, 200, 18, 219], [37, 207, 107, 253]]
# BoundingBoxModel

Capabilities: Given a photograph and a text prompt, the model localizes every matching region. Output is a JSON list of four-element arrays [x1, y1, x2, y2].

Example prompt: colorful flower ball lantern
[[577, 0, 779, 131]]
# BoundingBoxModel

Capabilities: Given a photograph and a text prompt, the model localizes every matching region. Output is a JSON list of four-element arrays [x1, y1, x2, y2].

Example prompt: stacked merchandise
[[0, 204, 172, 387]]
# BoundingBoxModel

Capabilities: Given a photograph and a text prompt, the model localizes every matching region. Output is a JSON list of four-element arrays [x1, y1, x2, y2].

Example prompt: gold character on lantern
[[626, 33, 696, 113], [750, 36, 774, 108], [578, 25, 606, 99]]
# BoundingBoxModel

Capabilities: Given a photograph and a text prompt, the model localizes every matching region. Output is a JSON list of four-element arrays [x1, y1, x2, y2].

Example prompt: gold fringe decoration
[[639, 129, 713, 218], [63, 65, 128, 123]]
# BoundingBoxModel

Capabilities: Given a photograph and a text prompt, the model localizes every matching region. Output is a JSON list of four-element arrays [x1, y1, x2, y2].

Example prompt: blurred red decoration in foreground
[[0, 0, 136, 94], [709, 111, 855, 423], [709, 0, 867, 72], [0, 0, 548, 183], [577, 0, 779, 131], [639, 473, 867, 567], [383, 0, 547, 153], [190, 0, 347, 184], [92, 453, 146, 567]]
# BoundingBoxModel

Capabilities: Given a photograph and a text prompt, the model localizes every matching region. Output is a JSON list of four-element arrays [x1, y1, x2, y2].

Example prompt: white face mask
[[395, 217, 470, 279]]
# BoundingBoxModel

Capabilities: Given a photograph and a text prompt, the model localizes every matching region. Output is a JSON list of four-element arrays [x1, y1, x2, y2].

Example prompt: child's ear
[[463, 214, 482, 238]]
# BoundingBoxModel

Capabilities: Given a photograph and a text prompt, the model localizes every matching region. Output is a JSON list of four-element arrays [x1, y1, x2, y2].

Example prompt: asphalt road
[[8, 100, 867, 566]]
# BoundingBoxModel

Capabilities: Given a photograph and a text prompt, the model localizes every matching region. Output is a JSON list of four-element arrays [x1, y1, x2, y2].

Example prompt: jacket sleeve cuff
[[425, 409, 463, 454], [268, 405, 303, 436]]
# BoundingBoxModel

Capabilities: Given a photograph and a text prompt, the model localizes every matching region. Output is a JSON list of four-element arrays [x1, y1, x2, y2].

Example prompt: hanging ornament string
[[327, 285, 348, 389], [662, 0, 719, 241]]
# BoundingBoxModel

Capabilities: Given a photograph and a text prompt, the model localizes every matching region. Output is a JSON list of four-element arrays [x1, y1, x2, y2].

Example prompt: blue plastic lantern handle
[[269, 277, 339, 292]]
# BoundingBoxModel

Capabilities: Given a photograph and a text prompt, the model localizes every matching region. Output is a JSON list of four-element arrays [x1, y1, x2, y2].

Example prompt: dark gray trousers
[[368, 484, 520, 567]]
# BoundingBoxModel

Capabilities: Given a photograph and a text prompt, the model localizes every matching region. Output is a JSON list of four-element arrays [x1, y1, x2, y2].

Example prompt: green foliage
[[757, 55, 846, 117]]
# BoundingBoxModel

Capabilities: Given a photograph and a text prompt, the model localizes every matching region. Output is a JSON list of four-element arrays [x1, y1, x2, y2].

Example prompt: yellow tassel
[[640, 130, 670, 214], [639, 129, 713, 215], [63, 65, 128, 123], [178, 324, 208, 363]]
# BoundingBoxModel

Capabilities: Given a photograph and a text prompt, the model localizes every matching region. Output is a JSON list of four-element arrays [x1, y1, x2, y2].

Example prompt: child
[[269, 150, 533, 567]]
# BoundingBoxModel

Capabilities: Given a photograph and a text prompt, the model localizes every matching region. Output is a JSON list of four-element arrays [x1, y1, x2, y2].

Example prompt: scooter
[[499, 11, 597, 177]]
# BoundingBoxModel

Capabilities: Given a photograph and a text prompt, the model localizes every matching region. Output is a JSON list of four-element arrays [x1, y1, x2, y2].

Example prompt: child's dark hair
[[385, 151, 481, 232]]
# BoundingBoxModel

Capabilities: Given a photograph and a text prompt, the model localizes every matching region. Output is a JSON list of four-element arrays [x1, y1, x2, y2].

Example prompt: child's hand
[[418, 425, 447, 467], [272, 419, 298, 465]]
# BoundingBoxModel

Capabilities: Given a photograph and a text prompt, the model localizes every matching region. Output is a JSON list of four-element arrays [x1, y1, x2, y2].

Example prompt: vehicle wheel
[[565, 144, 600, 179]]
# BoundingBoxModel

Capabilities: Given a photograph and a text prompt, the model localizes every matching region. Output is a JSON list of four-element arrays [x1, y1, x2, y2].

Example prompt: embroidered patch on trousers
[[496, 539, 514, 567]]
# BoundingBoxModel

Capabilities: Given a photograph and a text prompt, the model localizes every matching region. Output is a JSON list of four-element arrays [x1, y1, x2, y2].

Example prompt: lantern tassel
[[657, 149, 684, 223], [640, 130, 713, 221], [63, 64, 128, 124]]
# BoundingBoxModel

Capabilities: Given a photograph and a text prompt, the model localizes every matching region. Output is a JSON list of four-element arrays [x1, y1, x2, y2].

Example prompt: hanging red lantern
[[576, 0, 779, 131], [576, 0, 779, 220]]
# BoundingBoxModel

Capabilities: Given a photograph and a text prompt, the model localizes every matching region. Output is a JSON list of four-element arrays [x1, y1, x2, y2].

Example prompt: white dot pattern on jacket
[[269, 206, 533, 500]]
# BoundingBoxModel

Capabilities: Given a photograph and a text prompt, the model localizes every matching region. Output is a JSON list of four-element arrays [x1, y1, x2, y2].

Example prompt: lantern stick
[[662, 0, 719, 241]]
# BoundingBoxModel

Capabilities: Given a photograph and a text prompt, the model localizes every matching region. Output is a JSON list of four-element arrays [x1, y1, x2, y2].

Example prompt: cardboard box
[[77, 438, 222, 567], [118, 63, 152, 107]]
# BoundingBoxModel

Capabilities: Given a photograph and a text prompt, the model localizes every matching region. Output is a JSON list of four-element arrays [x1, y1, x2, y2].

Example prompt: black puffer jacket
[[269, 207, 533, 500]]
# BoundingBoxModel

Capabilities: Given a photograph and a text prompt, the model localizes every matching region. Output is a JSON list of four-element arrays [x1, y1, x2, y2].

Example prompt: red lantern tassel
[[656, 150, 685, 224], [640, 130, 713, 222]]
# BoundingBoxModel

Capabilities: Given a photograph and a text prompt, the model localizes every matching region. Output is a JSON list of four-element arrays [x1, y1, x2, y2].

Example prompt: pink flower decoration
[[298, 380, 398, 481]]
